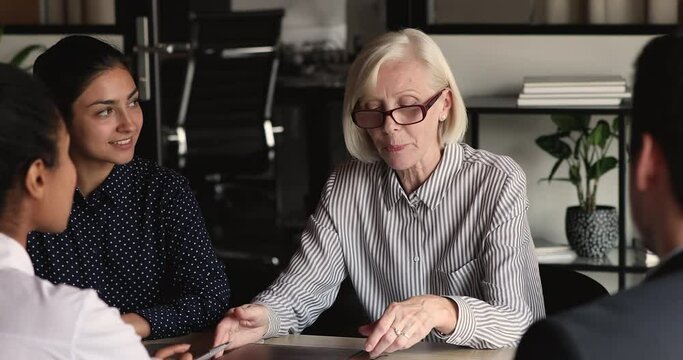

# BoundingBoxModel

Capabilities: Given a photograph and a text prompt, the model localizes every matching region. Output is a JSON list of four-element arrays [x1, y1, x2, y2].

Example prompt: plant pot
[[565, 205, 617, 258]]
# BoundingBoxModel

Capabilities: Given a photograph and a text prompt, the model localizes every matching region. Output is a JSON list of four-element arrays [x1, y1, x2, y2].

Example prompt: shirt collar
[[0, 232, 34, 276], [74, 159, 135, 206], [382, 165, 404, 211], [382, 143, 463, 211]]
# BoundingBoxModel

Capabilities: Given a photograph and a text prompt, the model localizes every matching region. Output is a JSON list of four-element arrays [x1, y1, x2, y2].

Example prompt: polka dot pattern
[[27, 157, 231, 339]]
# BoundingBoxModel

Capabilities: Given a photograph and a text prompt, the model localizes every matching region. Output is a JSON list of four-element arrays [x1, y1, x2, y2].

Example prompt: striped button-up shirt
[[254, 143, 545, 349]]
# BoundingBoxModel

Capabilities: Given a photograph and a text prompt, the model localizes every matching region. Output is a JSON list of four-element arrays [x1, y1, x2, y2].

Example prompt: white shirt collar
[[0, 232, 34, 276]]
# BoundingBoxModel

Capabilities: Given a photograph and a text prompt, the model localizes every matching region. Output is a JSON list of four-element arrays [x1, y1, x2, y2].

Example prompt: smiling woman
[[68, 66, 142, 193], [26, 35, 231, 340]]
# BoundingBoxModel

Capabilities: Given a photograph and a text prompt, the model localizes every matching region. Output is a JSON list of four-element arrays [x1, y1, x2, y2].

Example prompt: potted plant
[[536, 114, 620, 257], [0, 26, 46, 70]]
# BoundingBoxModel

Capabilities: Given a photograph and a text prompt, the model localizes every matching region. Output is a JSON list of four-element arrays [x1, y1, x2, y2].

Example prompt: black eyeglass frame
[[351, 89, 447, 129]]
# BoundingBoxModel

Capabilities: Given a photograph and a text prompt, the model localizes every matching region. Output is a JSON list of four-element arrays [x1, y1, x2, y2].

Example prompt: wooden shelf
[[465, 96, 630, 114], [387, 0, 678, 36], [466, 95, 631, 289], [538, 247, 657, 274]]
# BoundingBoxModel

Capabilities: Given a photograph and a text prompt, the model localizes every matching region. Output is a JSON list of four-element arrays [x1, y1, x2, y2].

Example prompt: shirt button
[[413, 256, 420, 262]]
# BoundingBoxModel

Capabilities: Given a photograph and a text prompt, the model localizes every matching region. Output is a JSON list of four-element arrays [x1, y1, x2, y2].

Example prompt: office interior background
[[0, 0, 677, 335]]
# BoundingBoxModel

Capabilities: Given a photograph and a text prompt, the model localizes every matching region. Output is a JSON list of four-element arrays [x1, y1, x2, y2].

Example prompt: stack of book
[[517, 75, 631, 107]]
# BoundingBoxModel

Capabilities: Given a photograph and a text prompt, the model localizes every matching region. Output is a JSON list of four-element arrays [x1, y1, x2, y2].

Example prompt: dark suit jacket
[[515, 250, 683, 360]]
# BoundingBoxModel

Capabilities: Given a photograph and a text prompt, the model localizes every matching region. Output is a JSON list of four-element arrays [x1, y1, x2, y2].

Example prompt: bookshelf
[[465, 96, 658, 290], [536, 247, 657, 273], [386, 0, 679, 35]]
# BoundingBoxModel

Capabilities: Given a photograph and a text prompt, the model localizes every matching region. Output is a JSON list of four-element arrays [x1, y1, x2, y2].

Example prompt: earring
[[440, 115, 447, 121]]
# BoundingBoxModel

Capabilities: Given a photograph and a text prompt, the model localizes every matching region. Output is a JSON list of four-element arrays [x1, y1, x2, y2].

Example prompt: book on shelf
[[534, 244, 577, 263], [523, 75, 626, 88], [519, 92, 632, 99], [518, 74, 629, 107], [517, 97, 623, 107], [522, 85, 628, 94]]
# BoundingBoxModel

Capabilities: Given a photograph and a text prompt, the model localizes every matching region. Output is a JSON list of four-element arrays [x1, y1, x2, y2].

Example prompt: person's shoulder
[[519, 274, 683, 360], [456, 144, 526, 183], [1, 270, 99, 330], [36, 277, 101, 316], [459, 143, 524, 178], [337, 157, 383, 173], [319, 158, 384, 201], [126, 156, 189, 189], [330, 157, 386, 189], [0, 271, 145, 358]]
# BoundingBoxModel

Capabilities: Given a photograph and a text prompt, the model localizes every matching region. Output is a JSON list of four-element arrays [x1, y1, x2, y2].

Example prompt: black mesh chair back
[[539, 264, 609, 316], [175, 10, 284, 177]]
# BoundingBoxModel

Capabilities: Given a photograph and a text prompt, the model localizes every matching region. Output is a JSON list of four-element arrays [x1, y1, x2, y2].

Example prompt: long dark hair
[[33, 35, 130, 123], [0, 64, 61, 212]]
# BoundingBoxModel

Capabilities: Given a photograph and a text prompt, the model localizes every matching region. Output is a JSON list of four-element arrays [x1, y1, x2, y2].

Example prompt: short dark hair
[[0, 64, 61, 213], [32, 35, 130, 124], [631, 34, 683, 208]]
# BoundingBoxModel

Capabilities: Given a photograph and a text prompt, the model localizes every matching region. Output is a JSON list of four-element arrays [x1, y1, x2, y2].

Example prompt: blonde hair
[[342, 28, 468, 163]]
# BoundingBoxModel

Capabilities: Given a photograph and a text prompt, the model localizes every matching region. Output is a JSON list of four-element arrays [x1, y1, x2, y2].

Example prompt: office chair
[[539, 264, 609, 316], [165, 10, 286, 267], [172, 10, 284, 175]]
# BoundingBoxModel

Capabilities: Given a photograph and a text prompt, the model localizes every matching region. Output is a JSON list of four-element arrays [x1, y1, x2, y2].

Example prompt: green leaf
[[573, 136, 582, 159], [539, 177, 573, 183], [569, 165, 581, 186], [587, 120, 611, 148], [536, 134, 572, 159], [588, 156, 618, 180], [611, 117, 621, 136], [545, 157, 564, 182], [552, 114, 589, 132], [9, 44, 46, 68]]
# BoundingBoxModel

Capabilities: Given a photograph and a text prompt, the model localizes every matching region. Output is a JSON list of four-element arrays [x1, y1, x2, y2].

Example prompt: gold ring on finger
[[393, 326, 403, 336]]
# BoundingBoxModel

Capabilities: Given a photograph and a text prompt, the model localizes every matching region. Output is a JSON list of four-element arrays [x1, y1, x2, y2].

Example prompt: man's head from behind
[[630, 34, 683, 256]]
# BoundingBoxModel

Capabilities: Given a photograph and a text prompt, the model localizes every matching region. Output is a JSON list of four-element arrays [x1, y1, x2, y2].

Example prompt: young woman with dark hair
[[27, 35, 231, 340], [0, 62, 198, 359]]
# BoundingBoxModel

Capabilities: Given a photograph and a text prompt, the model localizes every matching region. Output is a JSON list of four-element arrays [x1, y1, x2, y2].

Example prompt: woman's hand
[[359, 295, 458, 358], [212, 304, 270, 357], [153, 343, 193, 360], [121, 312, 151, 338]]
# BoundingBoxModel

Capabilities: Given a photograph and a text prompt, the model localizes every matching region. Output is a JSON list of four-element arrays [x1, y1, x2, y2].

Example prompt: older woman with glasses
[[213, 28, 544, 357]]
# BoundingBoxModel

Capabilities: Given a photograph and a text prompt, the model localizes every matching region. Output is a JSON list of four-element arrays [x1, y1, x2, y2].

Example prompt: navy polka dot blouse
[[27, 157, 231, 339]]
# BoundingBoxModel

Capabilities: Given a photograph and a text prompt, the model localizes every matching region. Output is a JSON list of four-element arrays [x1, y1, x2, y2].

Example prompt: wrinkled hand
[[359, 295, 458, 359], [153, 343, 193, 360], [212, 304, 270, 357]]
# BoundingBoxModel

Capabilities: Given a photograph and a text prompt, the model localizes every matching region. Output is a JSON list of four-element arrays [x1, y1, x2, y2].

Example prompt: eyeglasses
[[351, 89, 445, 129]]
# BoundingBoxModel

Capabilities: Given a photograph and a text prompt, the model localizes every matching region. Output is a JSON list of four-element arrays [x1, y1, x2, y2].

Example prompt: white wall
[[434, 35, 653, 97], [433, 34, 654, 247], [232, 0, 347, 47]]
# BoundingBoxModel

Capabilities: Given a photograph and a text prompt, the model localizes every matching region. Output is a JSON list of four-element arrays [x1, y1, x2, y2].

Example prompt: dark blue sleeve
[[135, 179, 231, 339]]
